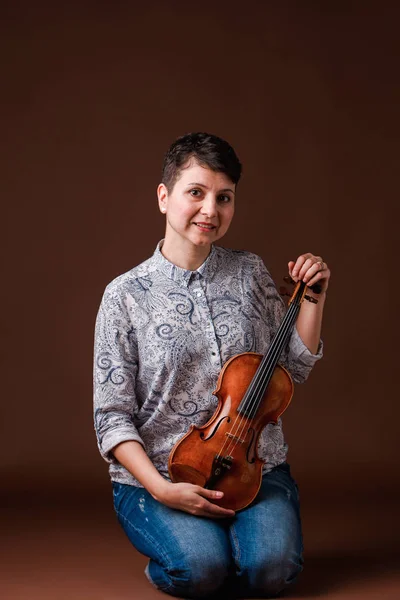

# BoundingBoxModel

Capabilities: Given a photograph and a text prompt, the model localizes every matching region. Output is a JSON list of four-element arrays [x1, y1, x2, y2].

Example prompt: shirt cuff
[[100, 429, 145, 464], [291, 326, 323, 366]]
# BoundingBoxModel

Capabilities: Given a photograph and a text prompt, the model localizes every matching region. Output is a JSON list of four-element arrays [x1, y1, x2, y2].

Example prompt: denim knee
[[147, 547, 231, 598], [236, 548, 303, 597]]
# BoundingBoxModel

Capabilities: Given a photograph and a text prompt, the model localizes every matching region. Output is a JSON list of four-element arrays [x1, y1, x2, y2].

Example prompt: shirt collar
[[152, 240, 218, 286]]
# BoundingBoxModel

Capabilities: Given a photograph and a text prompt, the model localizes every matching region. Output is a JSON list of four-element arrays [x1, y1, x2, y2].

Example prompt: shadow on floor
[[288, 549, 400, 597]]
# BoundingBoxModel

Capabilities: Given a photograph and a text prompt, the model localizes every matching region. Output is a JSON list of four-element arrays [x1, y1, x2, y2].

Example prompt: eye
[[218, 194, 232, 203], [189, 188, 202, 197]]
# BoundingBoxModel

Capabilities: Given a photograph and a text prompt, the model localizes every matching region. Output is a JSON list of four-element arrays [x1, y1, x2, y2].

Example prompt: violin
[[168, 278, 319, 512]]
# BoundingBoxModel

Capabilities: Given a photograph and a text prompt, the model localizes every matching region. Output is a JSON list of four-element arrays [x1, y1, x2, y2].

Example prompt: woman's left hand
[[288, 253, 331, 294]]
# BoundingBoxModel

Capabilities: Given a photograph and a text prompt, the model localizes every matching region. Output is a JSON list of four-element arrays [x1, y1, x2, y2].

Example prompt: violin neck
[[237, 284, 305, 418]]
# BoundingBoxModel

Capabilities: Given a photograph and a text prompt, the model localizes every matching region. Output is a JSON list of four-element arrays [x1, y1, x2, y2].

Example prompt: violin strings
[[243, 302, 298, 410], [215, 300, 298, 460], [247, 303, 300, 417], [222, 302, 299, 461], [247, 300, 300, 420], [244, 284, 304, 419], [216, 289, 302, 462], [222, 302, 299, 458]]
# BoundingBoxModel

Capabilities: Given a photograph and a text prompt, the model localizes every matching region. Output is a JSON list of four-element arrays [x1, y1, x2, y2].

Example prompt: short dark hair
[[162, 132, 242, 193]]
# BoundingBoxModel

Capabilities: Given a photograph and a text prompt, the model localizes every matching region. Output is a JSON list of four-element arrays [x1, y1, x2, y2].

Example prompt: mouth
[[192, 222, 217, 232]]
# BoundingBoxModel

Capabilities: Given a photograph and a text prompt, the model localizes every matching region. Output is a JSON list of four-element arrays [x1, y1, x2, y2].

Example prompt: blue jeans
[[112, 463, 303, 599]]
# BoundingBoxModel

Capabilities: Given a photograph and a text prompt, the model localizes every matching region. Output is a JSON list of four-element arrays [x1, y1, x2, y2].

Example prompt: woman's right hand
[[155, 481, 236, 518], [112, 441, 235, 518]]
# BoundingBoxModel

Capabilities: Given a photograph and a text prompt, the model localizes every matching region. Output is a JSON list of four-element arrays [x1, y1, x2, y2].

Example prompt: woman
[[94, 132, 330, 598]]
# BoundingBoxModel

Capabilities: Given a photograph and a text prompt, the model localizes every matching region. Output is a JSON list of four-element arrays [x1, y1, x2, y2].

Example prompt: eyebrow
[[186, 182, 235, 194]]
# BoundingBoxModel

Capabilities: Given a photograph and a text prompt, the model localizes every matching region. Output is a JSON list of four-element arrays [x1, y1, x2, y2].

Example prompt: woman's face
[[158, 159, 236, 250]]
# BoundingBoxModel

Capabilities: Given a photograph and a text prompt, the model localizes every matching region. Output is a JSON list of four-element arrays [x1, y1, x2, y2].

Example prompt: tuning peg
[[279, 286, 291, 297], [309, 283, 322, 294], [283, 276, 295, 285]]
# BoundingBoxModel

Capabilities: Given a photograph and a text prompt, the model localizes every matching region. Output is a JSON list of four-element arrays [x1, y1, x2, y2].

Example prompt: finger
[[198, 487, 224, 501], [305, 270, 324, 289], [306, 267, 330, 289], [302, 260, 323, 284], [206, 508, 236, 518], [196, 488, 236, 517], [288, 261, 295, 276], [298, 257, 317, 281], [201, 500, 236, 518], [291, 254, 312, 280]]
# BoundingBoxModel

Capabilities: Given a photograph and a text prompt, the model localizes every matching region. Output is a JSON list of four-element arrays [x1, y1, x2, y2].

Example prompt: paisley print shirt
[[93, 241, 323, 486]]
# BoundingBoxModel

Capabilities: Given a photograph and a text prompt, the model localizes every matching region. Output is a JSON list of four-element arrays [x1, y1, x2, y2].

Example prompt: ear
[[157, 183, 168, 214]]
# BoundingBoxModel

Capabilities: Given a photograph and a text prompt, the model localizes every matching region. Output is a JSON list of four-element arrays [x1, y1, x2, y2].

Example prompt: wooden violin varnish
[[169, 280, 314, 511]]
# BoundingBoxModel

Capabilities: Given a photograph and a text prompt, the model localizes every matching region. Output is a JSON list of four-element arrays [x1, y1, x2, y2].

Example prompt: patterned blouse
[[93, 241, 322, 486]]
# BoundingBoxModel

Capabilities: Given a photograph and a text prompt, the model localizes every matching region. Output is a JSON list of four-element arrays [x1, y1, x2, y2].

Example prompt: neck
[[161, 237, 211, 271]]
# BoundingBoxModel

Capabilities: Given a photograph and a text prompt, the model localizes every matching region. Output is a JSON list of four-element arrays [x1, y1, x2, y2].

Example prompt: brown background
[[1, 2, 399, 598]]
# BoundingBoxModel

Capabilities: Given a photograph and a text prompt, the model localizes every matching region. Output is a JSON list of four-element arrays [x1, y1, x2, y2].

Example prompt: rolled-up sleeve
[[285, 324, 323, 383], [93, 284, 144, 464]]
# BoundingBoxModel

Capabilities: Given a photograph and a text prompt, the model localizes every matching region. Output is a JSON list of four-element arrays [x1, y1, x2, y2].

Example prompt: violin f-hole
[[200, 415, 231, 441]]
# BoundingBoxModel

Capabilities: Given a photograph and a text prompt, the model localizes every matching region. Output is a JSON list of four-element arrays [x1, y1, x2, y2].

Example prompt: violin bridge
[[225, 432, 245, 444]]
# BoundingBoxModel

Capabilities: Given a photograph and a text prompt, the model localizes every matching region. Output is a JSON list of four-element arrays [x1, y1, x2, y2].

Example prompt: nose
[[200, 195, 218, 218]]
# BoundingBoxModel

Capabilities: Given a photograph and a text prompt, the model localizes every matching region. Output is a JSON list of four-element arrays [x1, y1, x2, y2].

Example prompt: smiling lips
[[193, 222, 216, 231]]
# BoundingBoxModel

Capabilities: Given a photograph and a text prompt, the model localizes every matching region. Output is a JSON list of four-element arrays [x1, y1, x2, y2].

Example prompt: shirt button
[[212, 352, 216, 356]]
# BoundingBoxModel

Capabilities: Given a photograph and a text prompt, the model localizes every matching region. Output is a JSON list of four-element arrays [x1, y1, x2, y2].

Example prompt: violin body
[[168, 351, 294, 512]]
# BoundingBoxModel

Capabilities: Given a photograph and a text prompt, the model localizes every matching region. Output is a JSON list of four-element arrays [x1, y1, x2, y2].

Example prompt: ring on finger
[[318, 260, 325, 270]]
